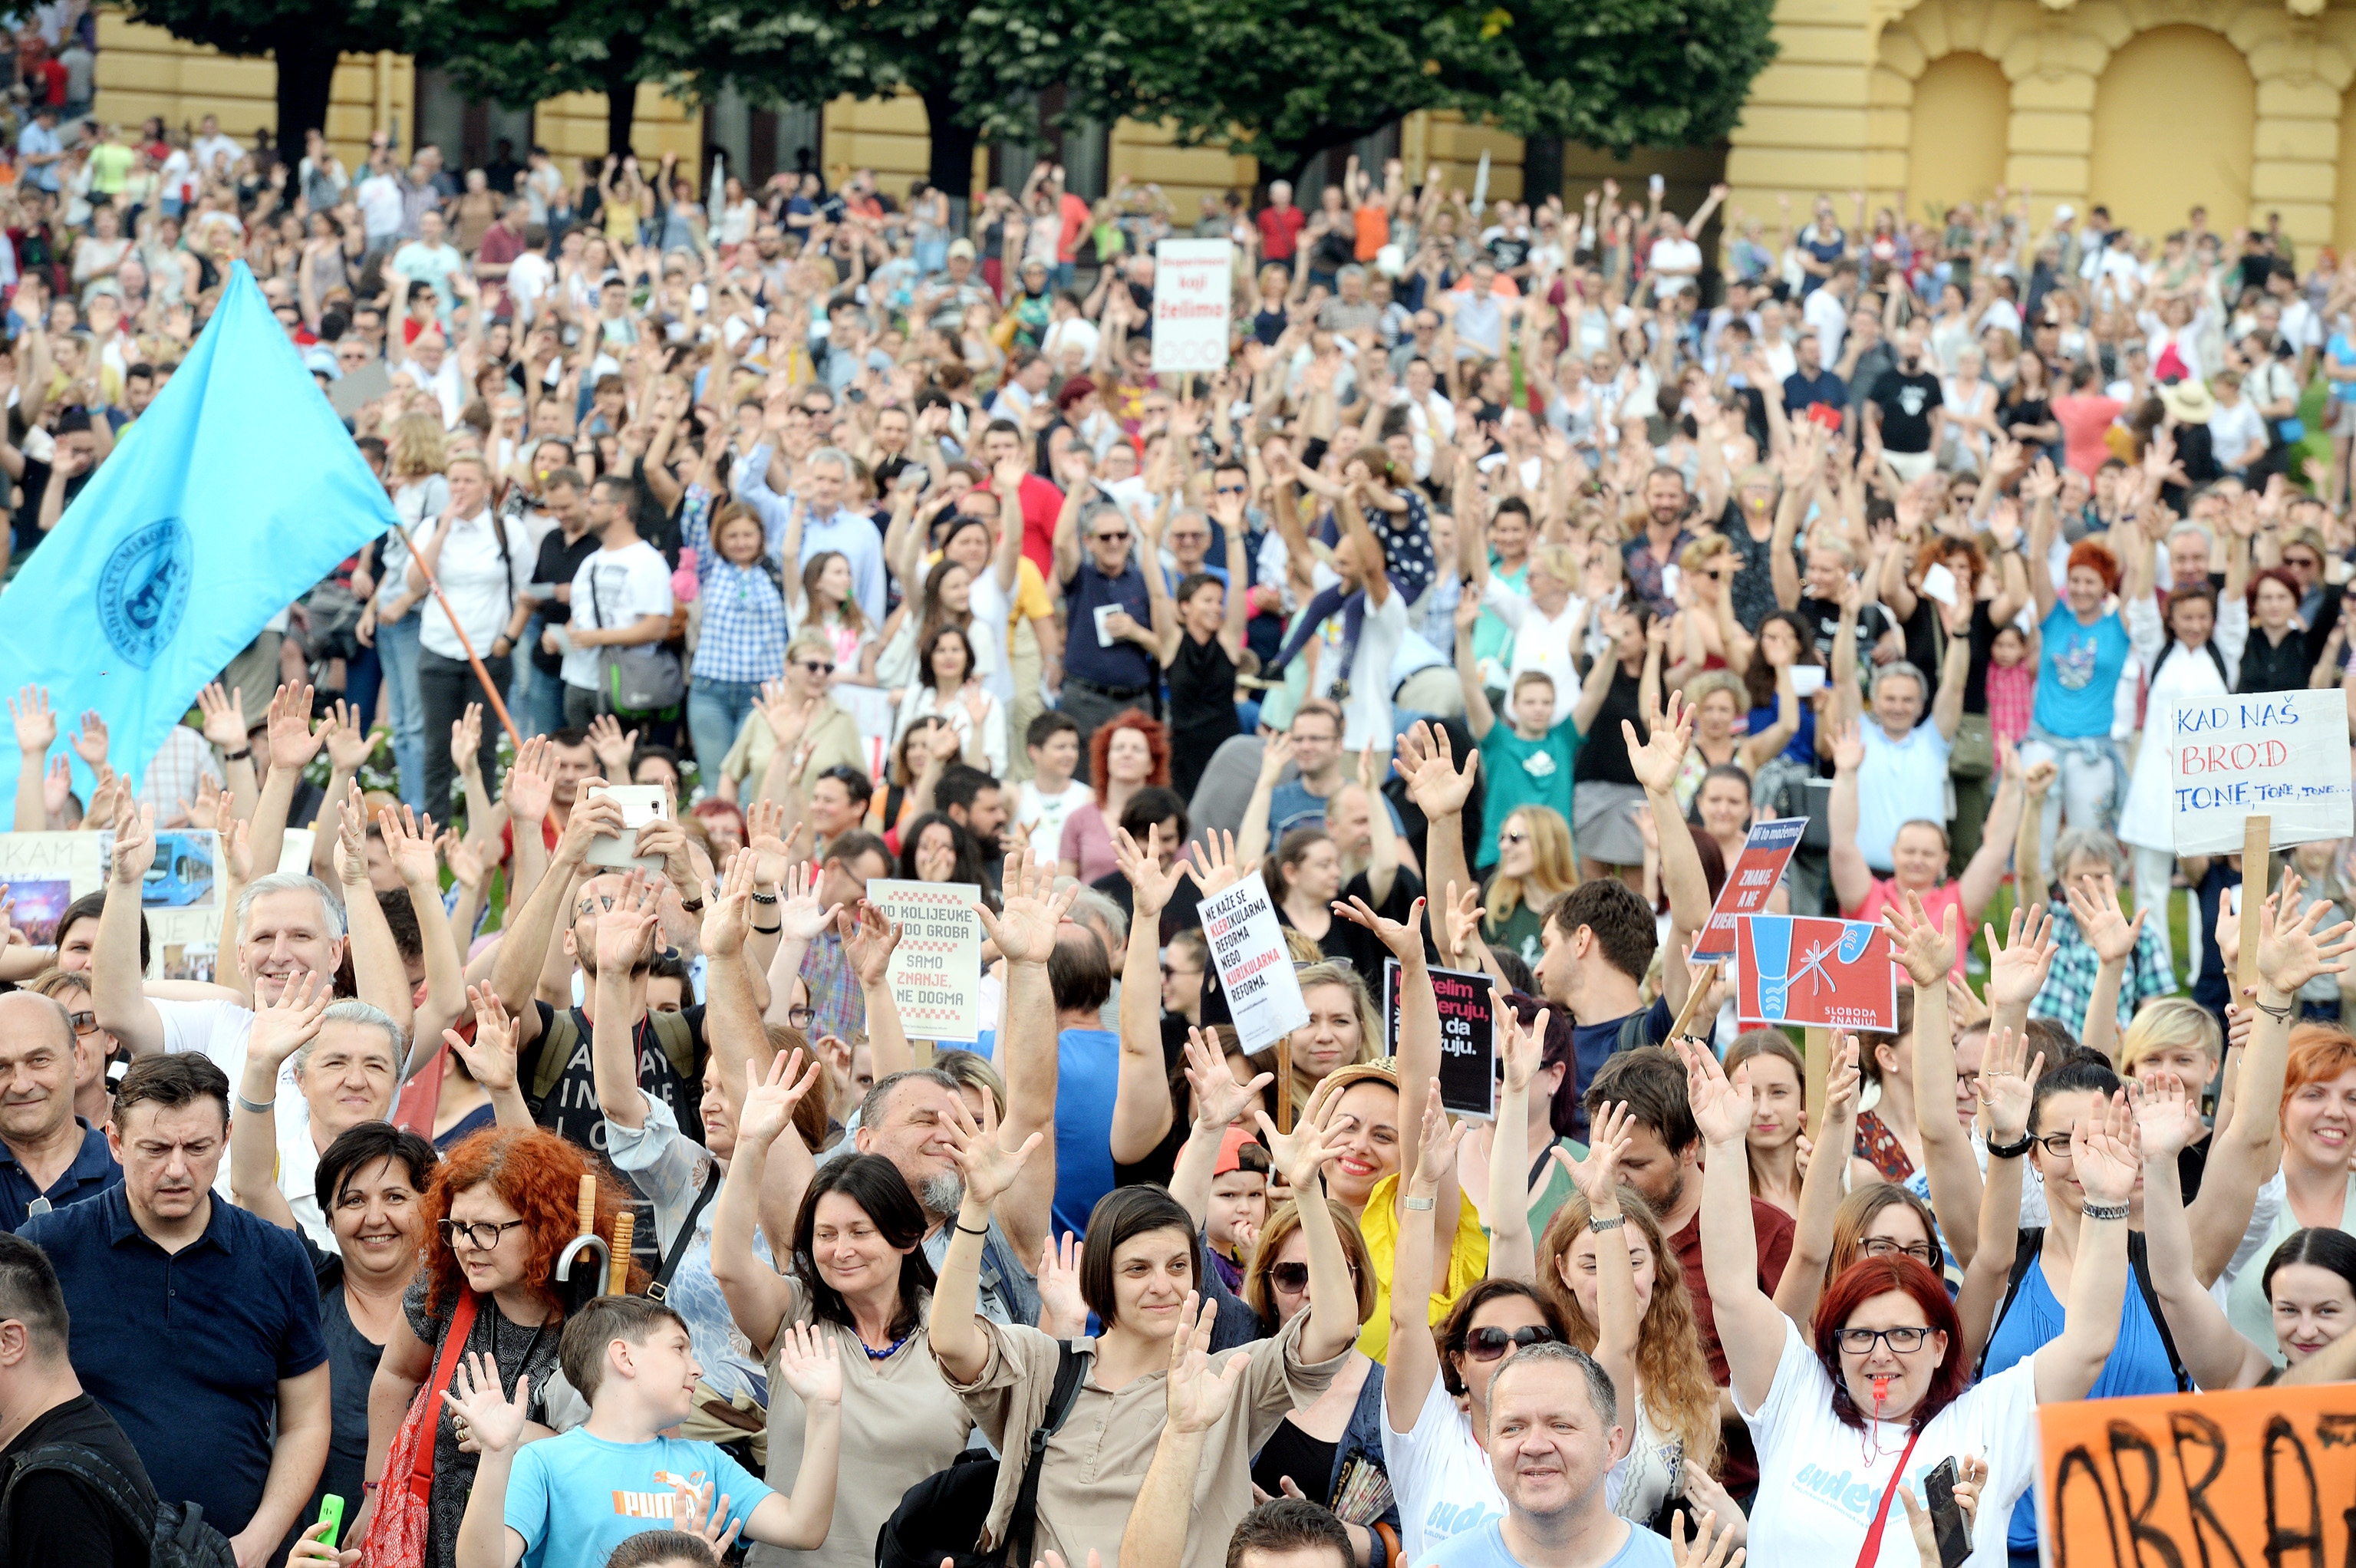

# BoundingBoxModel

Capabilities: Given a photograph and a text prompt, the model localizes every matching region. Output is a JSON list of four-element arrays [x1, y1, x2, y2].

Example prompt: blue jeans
[[374, 611, 429, 812], [687, 675, 763, 791]]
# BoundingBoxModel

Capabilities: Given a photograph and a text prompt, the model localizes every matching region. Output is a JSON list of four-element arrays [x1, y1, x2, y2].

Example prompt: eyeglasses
[[1465, 1325, 1557, 1360], [1859, 1238, 1939, 1266], [2031, 1132, 2077, 1157], [65, 1010, 100, 1037], [787, 1005, 816, 1029], [1836, 1326, 1933, 1355], [440, 1217, 526, 1251], [1094, 532, 1130, 544], [1499, 830, 1529, 845], [1214, 483, 1248, 496], [1270, 1260, 1360, 1294], [1161, 964, 1203, 980], [798, 660, 836, 676]]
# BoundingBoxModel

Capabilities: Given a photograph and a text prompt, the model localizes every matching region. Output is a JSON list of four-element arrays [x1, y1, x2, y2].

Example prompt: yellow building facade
[[87, 0, 2356, 259]]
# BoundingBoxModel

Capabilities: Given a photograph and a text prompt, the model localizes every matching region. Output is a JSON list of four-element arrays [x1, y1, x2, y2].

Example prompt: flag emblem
[[96, 516, 193, 667]]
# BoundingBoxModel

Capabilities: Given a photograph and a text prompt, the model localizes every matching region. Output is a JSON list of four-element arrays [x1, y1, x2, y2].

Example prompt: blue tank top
[[1749, 701, 1816, 766], [1980, 1242, 2179, 1551]]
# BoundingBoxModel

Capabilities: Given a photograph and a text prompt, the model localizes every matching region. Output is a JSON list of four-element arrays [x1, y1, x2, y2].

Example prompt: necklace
[[862, 1327, 911, 1362]]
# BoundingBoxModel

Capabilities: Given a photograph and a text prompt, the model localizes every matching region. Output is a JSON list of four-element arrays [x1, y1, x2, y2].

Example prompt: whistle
[[1871, 1375, 1892, 1403]]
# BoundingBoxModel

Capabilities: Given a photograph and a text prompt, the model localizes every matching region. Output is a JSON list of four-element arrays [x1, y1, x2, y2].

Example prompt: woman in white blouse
[[890, 624, 1007, 778]]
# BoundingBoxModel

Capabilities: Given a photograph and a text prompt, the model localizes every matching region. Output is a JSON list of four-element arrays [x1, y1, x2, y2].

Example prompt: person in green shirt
[[1455, 592, 1583, 970], [86, 125, 134, 199]]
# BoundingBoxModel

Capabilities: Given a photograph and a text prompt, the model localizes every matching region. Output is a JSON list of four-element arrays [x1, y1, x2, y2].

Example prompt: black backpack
[[0, 1441, 237, 1568], [875, 1340, 1091, 1568], [1975, 1226, 2190, 1391]]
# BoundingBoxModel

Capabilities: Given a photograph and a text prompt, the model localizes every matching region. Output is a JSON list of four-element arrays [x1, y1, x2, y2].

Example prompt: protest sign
[[1692, 817, 1807, 961], [2038, 1379, 2356, 1568], [2166, 689, 2354, 855], [865, 880, 984, 1043], [1734, 914, 1896, 1030], [1199, 871, 1309, 1054], [1152, 240, 1234, 373], [1384, 960, 1498, 1120]]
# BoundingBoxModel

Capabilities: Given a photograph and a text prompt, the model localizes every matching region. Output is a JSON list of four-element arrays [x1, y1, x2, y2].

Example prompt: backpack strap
[[1974, 1226, 2042, 1380], [1003, 1342, 1092, 1566], [651, 1010, 701, 1086], [526, 1007, 580, 1113], [0, 1441, 163, 1553], [2127, 1230, 2193, 1393]]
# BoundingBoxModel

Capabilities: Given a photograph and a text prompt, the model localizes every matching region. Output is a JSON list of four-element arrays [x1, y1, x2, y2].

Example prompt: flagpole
[[386, 519, 525, 751]]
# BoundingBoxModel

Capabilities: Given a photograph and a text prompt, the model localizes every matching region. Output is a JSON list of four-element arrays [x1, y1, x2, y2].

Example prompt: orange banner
[[2038, 1381, 2356, 1568]]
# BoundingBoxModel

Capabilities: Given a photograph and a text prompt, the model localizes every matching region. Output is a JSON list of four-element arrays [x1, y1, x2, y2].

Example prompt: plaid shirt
[[1985, 663, 2035, 755], [683, 485, 789, 684], [800, 929, 865, 1042], [2027, 902, 2177, 1034]]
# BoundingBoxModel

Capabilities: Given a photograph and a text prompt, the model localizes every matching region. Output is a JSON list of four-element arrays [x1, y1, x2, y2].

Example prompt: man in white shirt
[[355, 156, 404, 259], [738, 442, 887, 626], [559, 473, 677, 727], [190, 115, 244, 180], [1646, 215, 1703, 298], [1803, 259, 1856, 364]]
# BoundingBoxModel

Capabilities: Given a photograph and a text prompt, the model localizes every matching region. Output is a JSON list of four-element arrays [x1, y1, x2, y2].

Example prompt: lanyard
[[1853, 1425, 1926, 1568]]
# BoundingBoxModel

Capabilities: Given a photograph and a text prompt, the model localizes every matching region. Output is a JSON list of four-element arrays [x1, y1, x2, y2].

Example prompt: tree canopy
[[124, 0, 404, 142]]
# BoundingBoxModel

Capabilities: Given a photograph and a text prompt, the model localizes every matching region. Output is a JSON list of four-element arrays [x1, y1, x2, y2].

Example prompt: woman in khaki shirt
[[928, 1092, 1365, 1568], [713, 1061, 975, 1568]]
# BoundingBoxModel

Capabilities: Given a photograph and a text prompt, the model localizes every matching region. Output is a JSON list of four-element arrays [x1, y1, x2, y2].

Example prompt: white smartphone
[[1920, 562, 1959, 608], [585, 784, 669, 871], [1789, 665, 1827, 697], [1659, 564, 1682, 604]]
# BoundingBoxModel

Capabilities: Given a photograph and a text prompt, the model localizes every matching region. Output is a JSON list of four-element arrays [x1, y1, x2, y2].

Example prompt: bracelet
[[751, 923, 783, 936], [222, 746, 252, 763], [955, 1221, 990, 1237], [1588, 1214, 1626, 1232], [363, 1481, 381, 1494], [679, 896, 705, 914], [1402, 1194, 1436, 1212], [1985, 1132, 2035, 1160], [2254, 997, 2295, 1024], [2081, 1200, 2130, 1223], [750, 891, 779, 904], [234, 1092, 275, 1115]]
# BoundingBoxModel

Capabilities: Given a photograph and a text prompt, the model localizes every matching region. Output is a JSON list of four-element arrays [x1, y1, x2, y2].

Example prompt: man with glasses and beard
[[1052, 495, 1158, 766]]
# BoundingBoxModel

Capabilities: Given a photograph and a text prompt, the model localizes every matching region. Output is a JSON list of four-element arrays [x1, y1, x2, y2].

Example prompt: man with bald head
[[0, 989, 120, 1230]]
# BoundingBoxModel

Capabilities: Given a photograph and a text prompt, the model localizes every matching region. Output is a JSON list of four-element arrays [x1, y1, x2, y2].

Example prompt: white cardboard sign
[[2166, 690, 2354, 855], [1151, 239, 1234, 374], [1198, 870, 1309, 1054], [868, 878, 984, 1043]]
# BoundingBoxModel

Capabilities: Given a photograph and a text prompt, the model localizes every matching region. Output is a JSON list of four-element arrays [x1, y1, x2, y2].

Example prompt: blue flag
[[0, 262, 395, 811]]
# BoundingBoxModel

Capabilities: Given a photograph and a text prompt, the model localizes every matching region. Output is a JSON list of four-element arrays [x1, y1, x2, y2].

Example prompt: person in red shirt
[[980, 417, 1066, 578], [473, 197, 531, 318], [1257, 180, 1306, 271], [1054, 171, 1091, 292]]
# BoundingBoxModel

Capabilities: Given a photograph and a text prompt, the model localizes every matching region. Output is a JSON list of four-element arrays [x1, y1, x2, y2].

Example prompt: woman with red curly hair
[[352, 1127, 641, 1568], [2023, 473, 2145, 848], [1679, 1036, 2135, 1568], [1056, 709, 1169, 884]]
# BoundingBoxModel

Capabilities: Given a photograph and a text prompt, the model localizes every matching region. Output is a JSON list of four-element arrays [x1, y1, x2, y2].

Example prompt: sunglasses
[[1465, 1325, 1557, 1361], [798, 660, 836, 675], [1270, 1260, 1359, 1294], [1214, 483, 1248, 496], [1094, 531, 1131, 544], [1499, 829, 1529, 845]]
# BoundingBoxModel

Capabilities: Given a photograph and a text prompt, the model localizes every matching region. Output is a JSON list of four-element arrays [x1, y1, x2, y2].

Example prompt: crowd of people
[[0, 111, 2354, 1568]]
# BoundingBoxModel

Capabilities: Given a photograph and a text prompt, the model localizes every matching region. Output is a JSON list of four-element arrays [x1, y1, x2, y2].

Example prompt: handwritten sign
[[0, 830, 315, 980], [1693, 817, 1807, 962], [867, 879, 983, 1043], [1384, 960, 1498, 1120], [1734, 914, 1896, 1031], [2167, 690, 2354, 855], [2038, 1380, 2356, 1568], [1199, 871, 1309, 1054], [1152, 239, 1234, 373]]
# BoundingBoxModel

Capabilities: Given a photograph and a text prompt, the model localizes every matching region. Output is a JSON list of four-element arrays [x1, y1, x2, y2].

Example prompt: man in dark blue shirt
[[20, 1053, 329, 1565], [1781, 329, 1849, 430], [0, 992, 120, 1231], [1055, 492, 1160, 769]]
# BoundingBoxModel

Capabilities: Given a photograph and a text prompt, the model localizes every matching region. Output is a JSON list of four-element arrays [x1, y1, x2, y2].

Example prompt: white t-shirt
[[355, 173, 404, 240], [1310, 562, 1409, 751], [564, 540, 675, 691], [1648, 237, 1702, 295], [1481, 578, 1581, 726], [1738, 1318, 2041, 1568], [155, 997, 335, 1252], [1804, 286, 1849, 364], [1382, 1372, 1508, 1566], [508, 250, 554, 322], [1017, 779, 1093, 866]]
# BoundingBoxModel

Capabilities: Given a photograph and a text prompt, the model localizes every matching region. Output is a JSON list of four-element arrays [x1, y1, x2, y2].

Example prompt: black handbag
[[875, 1340, 1089, 1568]]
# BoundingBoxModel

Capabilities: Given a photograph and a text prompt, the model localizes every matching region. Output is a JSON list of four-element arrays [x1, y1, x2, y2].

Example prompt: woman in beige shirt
[[713, 1062, 974, 1568], [928, 1093, 1364, 1568]]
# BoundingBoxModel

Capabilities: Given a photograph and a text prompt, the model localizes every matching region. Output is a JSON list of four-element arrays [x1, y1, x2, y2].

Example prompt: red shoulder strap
[[1853, 1426, 1926, 1568], [410, 1290, 480, 1491]]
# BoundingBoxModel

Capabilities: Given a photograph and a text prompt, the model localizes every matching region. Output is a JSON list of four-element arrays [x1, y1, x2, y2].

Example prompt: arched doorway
[[1907, 53, 2010, 223], [2089, 26, 2254, 240]]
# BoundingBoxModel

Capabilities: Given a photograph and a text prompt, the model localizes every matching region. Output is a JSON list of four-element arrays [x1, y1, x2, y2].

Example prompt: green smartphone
[[317, 1494, 345, 1550]]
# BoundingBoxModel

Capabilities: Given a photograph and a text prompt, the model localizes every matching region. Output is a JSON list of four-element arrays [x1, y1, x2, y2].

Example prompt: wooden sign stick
[[2235, 815, 2271, 1003]]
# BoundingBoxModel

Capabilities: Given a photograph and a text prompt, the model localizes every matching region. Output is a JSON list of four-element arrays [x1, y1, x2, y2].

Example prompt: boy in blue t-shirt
[[448, 1293, 842, 1568], [1455, 596, 1579, 868]]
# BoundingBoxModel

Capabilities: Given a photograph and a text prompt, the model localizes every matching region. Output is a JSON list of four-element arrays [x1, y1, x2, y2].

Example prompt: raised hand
[[937, 1082, 1043, 1208], [774, 855, 844, 945], [377, 805, 443, 891], [1187, 829, 1257, 898], [1669, 1507, 1746, 1568], [1182, 1026, 1270, 1132], [1975, 1025, 2043, 1145], [1438, 878, 1484, 969], [444, 983, 522, 1092], [587, 713, 638, 777], [842, 900, 903, 988], [1675, 1036, 1753, 1146], [71, 710, 108, 769], [322, 699, 377, 773], [1394, 721, 1478, 819], [247, 968, 331, 1073], [1164, 1293, 1249, 1435], [196, 681, 248, 753], [503, 734, 555, 826], [266, 683, 327, 772], [1402, 1081, 1470, 1196], [976, 848, 1077, 965], [1498, 996, 1548, 1097], [2064, 871, 2146, 966], [2255, 876, 2356, 996], [774, 1318, 844, 1406], [1113, 824, 1192, 918], [2131, 1071, 2203, 1161], [1983, 902, 2058, 1010], [108, 798, 157, 886], [439, 1351, 530, 1456], [1881, 889, 1958, 987], [2071, 1089, 2143, 1207], [671, 1477, 742, 1561], [1254, 1089, 1343, 1192], [1550, 1099, 1635, 1208], [737, 1047, 825, 1151], [1626, 689, 1695, 795], [595, 871, 664, 973], [1827, 716, 1864, 772], [450, 702, 484, 772], [1331, 894, 1428, 964], [8, 685, 56, 759], [440, 831, 486, 893], [1820, 1034, 1863, 1125], [1036, 1232, 1086, 1333]]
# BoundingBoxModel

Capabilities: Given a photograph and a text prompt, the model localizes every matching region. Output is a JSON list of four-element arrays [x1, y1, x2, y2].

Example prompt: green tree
[[122, 0, 404, 143], [1045, 0, 1778, 187], [398, 0, 706, 157]]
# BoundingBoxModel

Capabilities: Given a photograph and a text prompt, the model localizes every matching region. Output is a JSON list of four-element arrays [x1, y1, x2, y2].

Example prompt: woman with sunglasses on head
[[348, 1126, 640, 1566], [1685, 1030, 2137, 1568]]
